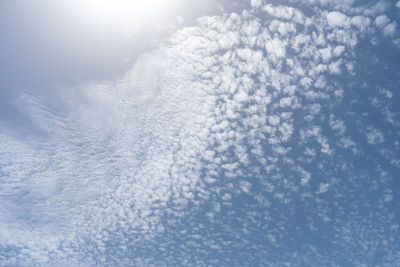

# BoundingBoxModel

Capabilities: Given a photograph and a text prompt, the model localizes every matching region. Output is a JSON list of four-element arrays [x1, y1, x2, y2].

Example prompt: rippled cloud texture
[[1, 0, 400, 266]]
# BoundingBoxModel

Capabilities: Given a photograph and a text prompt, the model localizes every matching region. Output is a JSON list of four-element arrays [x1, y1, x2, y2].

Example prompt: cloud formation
[[1, 0, 400, 265]]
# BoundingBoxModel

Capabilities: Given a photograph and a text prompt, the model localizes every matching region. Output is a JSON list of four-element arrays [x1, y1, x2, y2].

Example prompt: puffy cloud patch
[[326, 11, 350, 29], [374, 15, 390, 29], [382, 21, 398, 37], [366, 126, 385, 144], [265, 38, 287, 60]]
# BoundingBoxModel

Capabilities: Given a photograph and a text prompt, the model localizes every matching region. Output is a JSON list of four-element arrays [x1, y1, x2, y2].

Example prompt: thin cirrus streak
[[1, 0, 400, 265]]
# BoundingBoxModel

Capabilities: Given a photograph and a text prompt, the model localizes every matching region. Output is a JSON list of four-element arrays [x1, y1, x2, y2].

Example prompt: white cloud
[[317, 183, 330, 194], [333, 45, 346, 57], [329, 115, 346, 135], [350, 16, 371, 32], [1, 0, 399, 265], [328, 59, 343, 74], [363, 1, 390, 16], [383, 21, 398, 37], [326, 11, 350, 29], [268, 115, 281, 126], [262, 4, 304, 23], [265, 38, 287, 60], [0, 42, 215, 264], [378, 88, 393, 98], [374, 15, 390, 29], [394, 38, 400, 48], [239, 180, 252, 194], [250, 0, 262, 8], [366, 127, 384, 144]]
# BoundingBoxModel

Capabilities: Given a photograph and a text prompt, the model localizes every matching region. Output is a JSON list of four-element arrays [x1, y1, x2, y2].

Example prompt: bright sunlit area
[[0, 0, 215, 85], [64, 0, 179, 29]]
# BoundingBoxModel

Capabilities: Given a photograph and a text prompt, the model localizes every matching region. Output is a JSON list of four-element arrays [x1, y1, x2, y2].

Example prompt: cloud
[[326, 11, 350, 29], [382, 21, 398, 37], [1, 0, 399, 265], [365, 126, 385, 144], [375, 15, 390, 29], [250, 0, 262, 8], [329, 115, 346, 135], [0, 45, 214, 264], [317, 183, 330, 194]]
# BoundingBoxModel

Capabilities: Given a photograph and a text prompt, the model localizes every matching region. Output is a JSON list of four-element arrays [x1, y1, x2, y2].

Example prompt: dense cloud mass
[[1, 0, 400, 266]]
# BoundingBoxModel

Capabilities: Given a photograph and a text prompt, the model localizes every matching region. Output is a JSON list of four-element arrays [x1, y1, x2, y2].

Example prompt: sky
[[0, 0, 400, 266]]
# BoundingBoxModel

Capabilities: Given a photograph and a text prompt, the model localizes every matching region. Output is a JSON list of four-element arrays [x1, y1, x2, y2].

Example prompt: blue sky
[[1, 0, 400, 266]]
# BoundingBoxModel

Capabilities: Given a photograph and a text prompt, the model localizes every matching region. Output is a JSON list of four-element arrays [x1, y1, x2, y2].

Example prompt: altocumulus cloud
[[1, 0, 400, 266]]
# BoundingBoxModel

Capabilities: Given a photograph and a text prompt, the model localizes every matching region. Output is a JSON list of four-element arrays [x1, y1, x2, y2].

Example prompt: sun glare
[[66, 0, 178, 30]]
